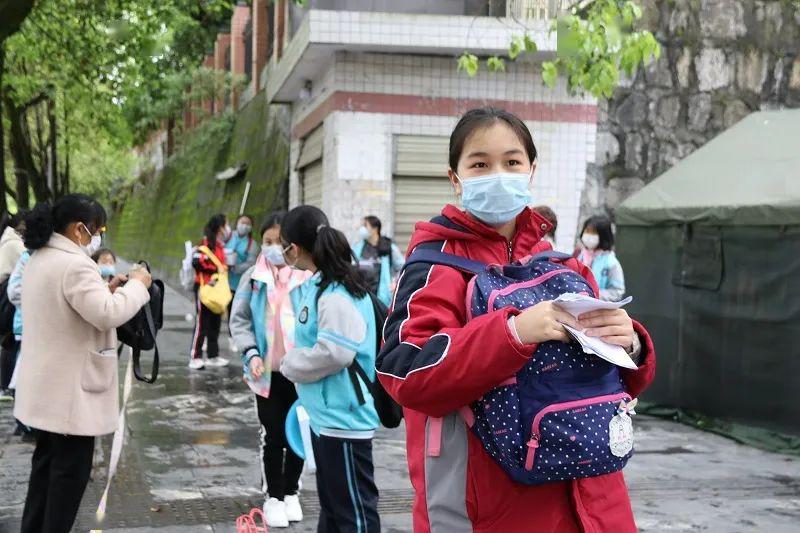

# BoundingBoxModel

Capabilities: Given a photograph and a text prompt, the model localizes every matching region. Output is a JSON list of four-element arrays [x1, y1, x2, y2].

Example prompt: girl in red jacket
[[376, 107, 656, 533], [190, 213, 230, 370]]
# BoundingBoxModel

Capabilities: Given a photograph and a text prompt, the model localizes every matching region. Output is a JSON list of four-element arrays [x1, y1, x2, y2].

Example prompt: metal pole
[[239, 181, 251, 215]]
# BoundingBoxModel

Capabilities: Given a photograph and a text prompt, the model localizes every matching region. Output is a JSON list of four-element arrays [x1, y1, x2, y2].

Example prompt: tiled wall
[[287, 52, 596, 251]]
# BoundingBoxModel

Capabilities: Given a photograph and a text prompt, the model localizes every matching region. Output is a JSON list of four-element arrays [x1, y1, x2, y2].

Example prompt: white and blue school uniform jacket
[[280, 273, 379, 439], [351, 239, 404, 307]]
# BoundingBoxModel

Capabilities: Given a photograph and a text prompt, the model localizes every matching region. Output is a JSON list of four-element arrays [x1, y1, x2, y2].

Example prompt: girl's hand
[[249, 356, 265, 378], [578, 309, 635, 348], [513, 301, 580, 345]]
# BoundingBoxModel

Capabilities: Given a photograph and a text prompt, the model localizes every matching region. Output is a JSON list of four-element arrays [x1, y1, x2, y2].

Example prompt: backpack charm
[[609, 400, 635, 458]]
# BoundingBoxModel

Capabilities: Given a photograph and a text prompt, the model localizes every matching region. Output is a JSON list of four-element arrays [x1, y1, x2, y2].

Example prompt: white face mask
[[79, 224, 102, 257], [581, 233, 600, 250], [358, 226, 370, 240], [262, 244, 285, 266], [237, 223, 252, 237]]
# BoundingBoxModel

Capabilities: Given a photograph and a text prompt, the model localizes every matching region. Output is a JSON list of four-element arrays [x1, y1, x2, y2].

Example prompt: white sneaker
[[284, 494, 303, 522], [206, 357, 230, 367], [264, 498, 289, 528], [188, 358, 205, 370]]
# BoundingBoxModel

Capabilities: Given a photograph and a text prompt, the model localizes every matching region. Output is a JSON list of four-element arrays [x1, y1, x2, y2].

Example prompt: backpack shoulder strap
[[197, 245, 225, 271], [132, 304, 159, 384], [404, 249, 486, 275], [530, 250, 574, 262]]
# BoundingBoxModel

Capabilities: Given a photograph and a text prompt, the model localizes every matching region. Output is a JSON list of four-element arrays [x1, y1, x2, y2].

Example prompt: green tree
[[461, 0, 660, 99], [1, 0, 235, 210]]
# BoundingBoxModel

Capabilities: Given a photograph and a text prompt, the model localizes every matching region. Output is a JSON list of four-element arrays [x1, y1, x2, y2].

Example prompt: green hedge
[[107, 96, 289, 285]]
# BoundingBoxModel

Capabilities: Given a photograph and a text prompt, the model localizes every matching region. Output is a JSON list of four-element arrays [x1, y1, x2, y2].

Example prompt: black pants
[[0, 337, 18, 390], [311, 433, 380, 533], [255, 372, 304, 500], [191, 284, 221, 359], [21, 430, 95, 533]]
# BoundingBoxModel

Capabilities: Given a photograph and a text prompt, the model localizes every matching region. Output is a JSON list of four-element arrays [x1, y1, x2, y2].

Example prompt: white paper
[[297, 406, 316, 473], [552, 293, 638, 370], [553, 293, 633, 318]]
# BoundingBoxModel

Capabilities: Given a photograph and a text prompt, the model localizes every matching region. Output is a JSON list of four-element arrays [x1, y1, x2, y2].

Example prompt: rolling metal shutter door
[[394, 176, 456, 253], [302, 161, 323, 208], [393, 135, 454, 253]]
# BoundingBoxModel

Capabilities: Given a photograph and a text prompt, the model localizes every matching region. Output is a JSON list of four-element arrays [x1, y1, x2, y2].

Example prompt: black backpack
[[0, 278, 16, 337], [347, 292, 404, 429], [117, 262, 164, 384]]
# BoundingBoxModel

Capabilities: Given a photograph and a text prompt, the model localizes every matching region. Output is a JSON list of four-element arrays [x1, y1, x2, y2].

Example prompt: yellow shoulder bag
[[196, 245, 233, 314]]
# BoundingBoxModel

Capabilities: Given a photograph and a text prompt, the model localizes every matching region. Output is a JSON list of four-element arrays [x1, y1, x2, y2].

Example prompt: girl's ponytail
[[313, 225, 368, 299], [282, 205, 369, 299], [23, 202, 56, 250]]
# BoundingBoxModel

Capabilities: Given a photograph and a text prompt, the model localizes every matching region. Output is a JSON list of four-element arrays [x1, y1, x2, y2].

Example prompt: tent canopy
[[616, 109, 800, 227]]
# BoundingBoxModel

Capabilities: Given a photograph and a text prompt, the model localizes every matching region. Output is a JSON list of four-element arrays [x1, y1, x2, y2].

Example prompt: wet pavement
[[1, 280, 799, 532]]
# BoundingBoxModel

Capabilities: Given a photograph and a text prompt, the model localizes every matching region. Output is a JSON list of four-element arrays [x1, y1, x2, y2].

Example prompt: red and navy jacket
[[376, 205, 656, 533], [192, 237, 226, 285]]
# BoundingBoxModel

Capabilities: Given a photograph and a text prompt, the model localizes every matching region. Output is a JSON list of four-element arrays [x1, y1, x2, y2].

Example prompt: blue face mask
[[457, 171, 533, 226], [99, 265, 116, 278]]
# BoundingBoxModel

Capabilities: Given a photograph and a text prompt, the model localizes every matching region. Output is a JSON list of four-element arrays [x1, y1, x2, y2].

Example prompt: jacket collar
[[47, 232, 85, 255]]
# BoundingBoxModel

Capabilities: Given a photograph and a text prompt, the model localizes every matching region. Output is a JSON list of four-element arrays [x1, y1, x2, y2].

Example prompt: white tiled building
[[264, 1, 595, 252]]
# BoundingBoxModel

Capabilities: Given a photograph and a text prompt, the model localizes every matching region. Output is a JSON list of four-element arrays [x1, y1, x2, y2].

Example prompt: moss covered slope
[[108, 96, 289, 285]]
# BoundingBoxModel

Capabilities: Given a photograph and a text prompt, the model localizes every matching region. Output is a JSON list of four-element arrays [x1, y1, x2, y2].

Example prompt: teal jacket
[[8, 250, 30, 337], [225, 233, 258, 290], [280, 273, 379, 438], [352, 238, 404, 307]]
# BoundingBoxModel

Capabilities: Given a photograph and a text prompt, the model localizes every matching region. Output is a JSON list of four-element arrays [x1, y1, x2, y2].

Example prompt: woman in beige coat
[[14, 194, 152, 533]]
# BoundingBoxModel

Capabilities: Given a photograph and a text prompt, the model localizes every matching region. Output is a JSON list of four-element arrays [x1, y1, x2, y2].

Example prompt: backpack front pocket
[[524, 393, 633, 482]]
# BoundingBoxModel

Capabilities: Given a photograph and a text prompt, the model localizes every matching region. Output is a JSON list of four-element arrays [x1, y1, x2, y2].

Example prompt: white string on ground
[[91, 346, 134, 533]]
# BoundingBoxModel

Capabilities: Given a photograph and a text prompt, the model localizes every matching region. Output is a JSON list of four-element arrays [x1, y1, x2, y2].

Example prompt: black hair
[[92, 248, 117, 263], [1, 210, 27, 232], [581, 215, 615, 251], [532, 205, 558, 238], [204, 213, 227, 248], [363, 215, 382, 235], [449, 107, 538, 171], [237, 213, 254, 226], [260, 211, 286, 236], [281, 205, 368, 299], [23, 194, 107, 250]]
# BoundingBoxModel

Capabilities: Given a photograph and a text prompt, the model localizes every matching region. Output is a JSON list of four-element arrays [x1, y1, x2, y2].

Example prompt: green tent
[[616, 110, 800, 435]]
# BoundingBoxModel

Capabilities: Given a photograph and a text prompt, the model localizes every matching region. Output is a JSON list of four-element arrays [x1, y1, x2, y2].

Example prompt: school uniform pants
[[255, 372, 304, 500], [190, 284, 221, 359], [21, 429, 95, 533], [311, 433, 380, 533]]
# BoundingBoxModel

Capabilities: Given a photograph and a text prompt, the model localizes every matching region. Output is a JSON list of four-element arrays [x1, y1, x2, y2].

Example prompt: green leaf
[[542, 61, 558, 88], [509, 36, 523, 60], [457, 52, 479, 77], [487, 56, 506, 72], [523, 34, 538, 53]]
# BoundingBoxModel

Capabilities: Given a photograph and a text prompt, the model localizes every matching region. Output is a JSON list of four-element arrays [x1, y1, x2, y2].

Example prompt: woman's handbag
[[196, 245, 232, 314]]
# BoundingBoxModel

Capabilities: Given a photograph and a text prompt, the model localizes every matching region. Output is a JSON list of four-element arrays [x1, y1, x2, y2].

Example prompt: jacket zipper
[[524, 392, 631, 471], [506, 240, 513, 262]]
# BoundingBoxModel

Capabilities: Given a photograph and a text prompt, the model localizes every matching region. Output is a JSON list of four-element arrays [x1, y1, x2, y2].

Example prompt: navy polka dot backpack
[[405, 249, 635, 485]]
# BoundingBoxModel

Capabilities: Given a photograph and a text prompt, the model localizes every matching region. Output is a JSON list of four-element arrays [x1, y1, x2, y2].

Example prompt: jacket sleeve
[[230, 267, 258, 360], [280, 292, 366, 384], [62, 259, 151, 331], [7, 252, 29, 308], [599, 257, 626, 302], [376, 246, 539, 418], [390, 243, 405, 275], [231, 239, 258, 276]]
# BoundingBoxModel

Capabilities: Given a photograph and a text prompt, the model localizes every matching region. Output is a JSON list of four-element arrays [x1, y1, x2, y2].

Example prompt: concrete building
[[263, 0, 595, 252]]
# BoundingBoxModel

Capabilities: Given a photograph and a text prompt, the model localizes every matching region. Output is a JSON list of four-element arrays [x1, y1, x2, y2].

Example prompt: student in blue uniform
[[279, 205, 380, 533]]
